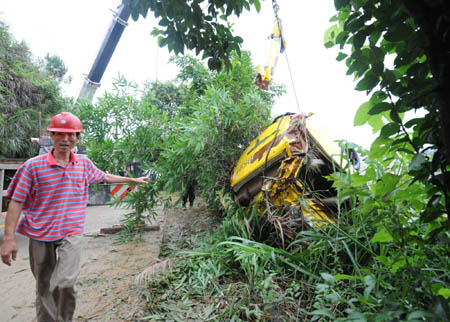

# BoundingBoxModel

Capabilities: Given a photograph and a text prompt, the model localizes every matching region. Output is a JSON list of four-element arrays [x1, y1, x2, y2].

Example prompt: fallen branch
[[100, 225, 160, 234]]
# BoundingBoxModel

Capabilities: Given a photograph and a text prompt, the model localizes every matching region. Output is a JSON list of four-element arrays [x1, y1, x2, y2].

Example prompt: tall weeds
[[141, 146, 449, 321]]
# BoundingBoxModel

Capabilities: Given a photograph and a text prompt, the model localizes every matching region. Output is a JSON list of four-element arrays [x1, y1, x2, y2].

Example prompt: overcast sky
[[0, 0, 374, 147]]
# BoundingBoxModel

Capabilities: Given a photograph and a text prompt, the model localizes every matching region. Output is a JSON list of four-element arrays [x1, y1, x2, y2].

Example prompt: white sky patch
[[0, 0, 375, 148]]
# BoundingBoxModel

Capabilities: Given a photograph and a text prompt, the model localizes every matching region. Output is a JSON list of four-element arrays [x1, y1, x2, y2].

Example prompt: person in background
[[182, 173, 197, 209], [0, 112, 149, 322]]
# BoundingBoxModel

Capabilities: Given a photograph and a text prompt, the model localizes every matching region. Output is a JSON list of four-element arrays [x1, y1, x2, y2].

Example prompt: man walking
[[0, 112, 148, 321]]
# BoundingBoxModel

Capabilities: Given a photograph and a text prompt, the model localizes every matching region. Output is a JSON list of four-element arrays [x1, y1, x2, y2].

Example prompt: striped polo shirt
[[6, 149, 106, 241]]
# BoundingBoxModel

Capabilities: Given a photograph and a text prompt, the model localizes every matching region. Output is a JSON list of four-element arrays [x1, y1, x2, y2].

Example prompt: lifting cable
[[255, 0, 301, 113], [262, 1, 303, 176], [272, 0, 301, 114], [284, 45, 301, 114]]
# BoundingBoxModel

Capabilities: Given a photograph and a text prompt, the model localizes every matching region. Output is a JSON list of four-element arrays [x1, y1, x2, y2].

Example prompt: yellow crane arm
[[255, 20, 286, 90]]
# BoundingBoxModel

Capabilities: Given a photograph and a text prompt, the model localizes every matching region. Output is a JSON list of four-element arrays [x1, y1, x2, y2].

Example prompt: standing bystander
[[182, 173, 197, 209], [0, 112, 149, 322]]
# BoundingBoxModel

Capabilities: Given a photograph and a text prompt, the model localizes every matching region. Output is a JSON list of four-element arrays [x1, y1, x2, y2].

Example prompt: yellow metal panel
[[231, 116, 292, 189], [305, 114, 346, 169], [231, 113, 340, 230]]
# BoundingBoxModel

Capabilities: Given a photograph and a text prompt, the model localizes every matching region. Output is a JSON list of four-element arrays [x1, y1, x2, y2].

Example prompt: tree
[[75, 51, 283, 205], [141, 80, 188, 118], [156, 52, 283, 204], [125, 0, 261, 71], [325, 0, 449, 232], [0, 21, 69, 159], [73, 76, 158, 173], [41, 53, 68, 82]]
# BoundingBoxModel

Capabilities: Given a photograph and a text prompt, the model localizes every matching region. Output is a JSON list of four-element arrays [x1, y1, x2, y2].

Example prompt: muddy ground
[[0, 201, 213, 322]]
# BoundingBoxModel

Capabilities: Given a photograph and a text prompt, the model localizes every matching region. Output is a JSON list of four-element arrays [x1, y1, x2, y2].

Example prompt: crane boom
[[77, 1, 131, 102]]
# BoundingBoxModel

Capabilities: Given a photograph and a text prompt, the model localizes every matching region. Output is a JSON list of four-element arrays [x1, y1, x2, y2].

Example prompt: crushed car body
[[231, 113, 350, 230]]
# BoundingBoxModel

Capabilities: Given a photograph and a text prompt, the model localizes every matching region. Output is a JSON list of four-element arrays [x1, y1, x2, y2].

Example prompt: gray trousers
[[29, 234, 83, 322]]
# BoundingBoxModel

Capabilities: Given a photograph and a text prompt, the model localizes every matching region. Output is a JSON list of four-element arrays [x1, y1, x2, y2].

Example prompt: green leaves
[[354, 101, 372, 126], [355, 71, 379, 92], [371, 229, 394, 243], [43, 53, 68, 81], [384, 22, 414, 42], [207, 57, 222, 71], [352, 30, 367, 49], [324, 25, 340, 48], [372, 173, 401, 197], [74, 75, 165, 173], [334, 0, 350, 10], [438, 288, 450, 300], [0, 21, 68, 158], [332, 1, 448, 252], [380, 123, 400, 137], [251, 0, 261, 12], [336, 52, 348, 61], [368, 102, 391, 115], [152, 52, 277, 206], [126, 0, 260, 71], [408, 153, 426, 172], [157, 36, 168, 47]]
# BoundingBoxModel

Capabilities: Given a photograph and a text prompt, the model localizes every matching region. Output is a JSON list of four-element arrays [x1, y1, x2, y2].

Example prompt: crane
[[77, 1, 131, 102], [254, 0, 286, 91]]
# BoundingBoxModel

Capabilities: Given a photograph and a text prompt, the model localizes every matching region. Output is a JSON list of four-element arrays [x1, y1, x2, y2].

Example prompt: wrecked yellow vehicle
[[231, 113, 352, 236]]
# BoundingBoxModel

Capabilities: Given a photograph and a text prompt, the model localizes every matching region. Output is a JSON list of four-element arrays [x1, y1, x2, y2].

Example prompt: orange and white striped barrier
[[110, 170, 156, 200], [110, 184, 137, 200]]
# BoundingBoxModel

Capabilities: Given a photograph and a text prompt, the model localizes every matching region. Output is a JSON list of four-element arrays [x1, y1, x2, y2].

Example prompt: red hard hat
[[47, 112, 83, 133]]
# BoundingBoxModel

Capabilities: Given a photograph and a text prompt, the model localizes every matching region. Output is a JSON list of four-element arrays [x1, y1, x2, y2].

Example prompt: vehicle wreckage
[[231, 112, 358, 242]]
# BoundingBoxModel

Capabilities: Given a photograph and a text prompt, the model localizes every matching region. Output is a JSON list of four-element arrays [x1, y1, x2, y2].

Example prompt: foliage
[[125, 0, 262, 71], [72, 2, 449, 320], [141, 80, 188, 118], [40, 53, 68, 82], [110, 164, 169, 243], [0, 21, 69, 159], [75, 51, 283, 210], [155, 52, 283, 205], [74, 76, 166, 173], [324, 0, 449, 239], [326, 144, 449, 320], [141, 146, 449, 320]]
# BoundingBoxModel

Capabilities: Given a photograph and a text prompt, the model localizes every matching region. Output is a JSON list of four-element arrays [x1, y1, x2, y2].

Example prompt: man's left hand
[[133, 177, 149, 184]]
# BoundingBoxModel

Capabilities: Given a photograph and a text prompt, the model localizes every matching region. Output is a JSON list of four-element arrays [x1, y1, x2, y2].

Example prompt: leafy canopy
[[75, 51, 284, 207], [0, 21, 69, 159], [325, 0, 450, 234], [125, 0, 262, 71], [41, 53, 68, 82]]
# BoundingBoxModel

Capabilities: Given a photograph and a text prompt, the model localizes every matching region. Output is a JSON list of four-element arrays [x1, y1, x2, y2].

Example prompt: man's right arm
[[0, 200, 23, 266]]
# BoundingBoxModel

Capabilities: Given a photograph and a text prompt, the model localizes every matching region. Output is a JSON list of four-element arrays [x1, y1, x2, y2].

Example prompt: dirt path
[[0, 201, 210, 322], [74, 216, 164, 321], [75, 203, 212, 321]]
